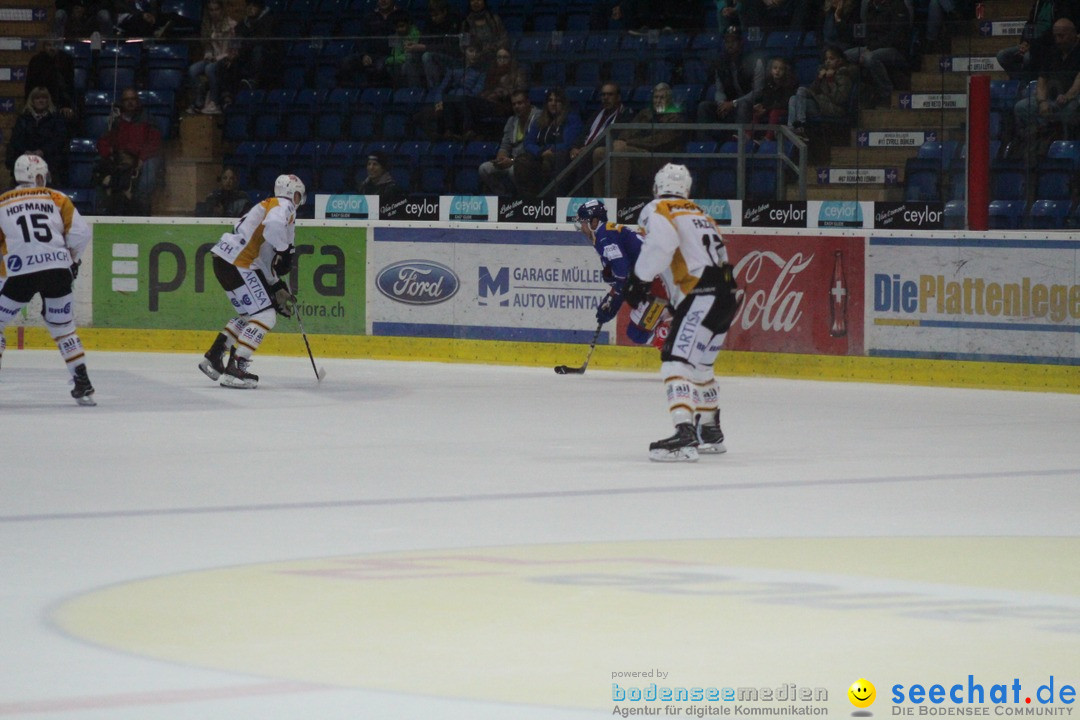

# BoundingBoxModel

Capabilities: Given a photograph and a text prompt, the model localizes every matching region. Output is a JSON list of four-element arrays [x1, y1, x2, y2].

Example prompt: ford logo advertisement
[[376, 260, 460, 305]]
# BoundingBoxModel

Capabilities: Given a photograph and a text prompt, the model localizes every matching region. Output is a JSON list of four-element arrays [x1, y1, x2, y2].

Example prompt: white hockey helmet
[[14, 153, 50, 186], [653, 162, 692, 199], [274, 173, 306, 206]]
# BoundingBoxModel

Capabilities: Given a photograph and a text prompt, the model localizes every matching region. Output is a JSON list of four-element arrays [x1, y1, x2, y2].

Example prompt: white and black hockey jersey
[[635, 198, 730, 306], [0, 186, 91, 278], [211, 196, 296, 280]]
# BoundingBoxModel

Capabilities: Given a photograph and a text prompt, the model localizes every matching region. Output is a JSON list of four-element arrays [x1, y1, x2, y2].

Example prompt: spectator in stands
[[113, 0, 164, 38], [5, 87, 71, 186], [1012, 17, 1080, 156], [479, 89, 541, 196], [235, 0, 277, 89], [788, 44, 854, 139], [751, 57, 797, 140], [568, 82, 633, 191], [479, 46, 526, 119], [461, 0, 508, 67], [24, 37, 77, 125], [415, 43, 487, 140], [742, 0, 809, 32], [187, 0, 236, 115], [196, 166, 249, 217], [997, 0, 1080, 81], [516, 87, 582, 198], [589, 2, 638, 31], [714, 0, 744, 36], [54, 0, 113, 40], [387, 13, 425, 88], [821, 0, 859, 50], [215, 41, 245, 110], [94, 87, 162, 214], [574, 83, 634, 161], [417, 0, 465, 90], [592, 82, 686, 197], [356, 151, 406, 202], [696, 26, 765, 137], [338, 0, 405, 88], [843, 0, 912, 108]]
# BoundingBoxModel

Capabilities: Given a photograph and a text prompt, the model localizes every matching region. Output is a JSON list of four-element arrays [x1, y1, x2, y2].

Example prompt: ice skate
[[696, 412, 727, 455], [648, 422, 699, 462], [70, 364, 96, 406], [219, 353, 259, 389], [198, 333, 230, 380]]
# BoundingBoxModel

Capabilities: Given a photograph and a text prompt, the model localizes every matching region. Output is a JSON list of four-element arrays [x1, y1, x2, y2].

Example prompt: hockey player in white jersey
[[622, 163, 740, 462], [198, 174, 303, 389], [0, 154, 95, 405]]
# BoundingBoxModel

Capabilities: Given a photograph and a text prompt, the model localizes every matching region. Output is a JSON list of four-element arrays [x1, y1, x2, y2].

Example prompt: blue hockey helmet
[[576, 199, 608, 224]]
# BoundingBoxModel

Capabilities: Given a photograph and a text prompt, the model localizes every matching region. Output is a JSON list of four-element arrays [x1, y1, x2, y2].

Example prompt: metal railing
[[541, 122, 807, 200]]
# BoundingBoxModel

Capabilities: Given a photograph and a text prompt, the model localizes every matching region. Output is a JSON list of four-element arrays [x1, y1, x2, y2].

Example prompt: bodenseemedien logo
[[849, 678, 876, 714]]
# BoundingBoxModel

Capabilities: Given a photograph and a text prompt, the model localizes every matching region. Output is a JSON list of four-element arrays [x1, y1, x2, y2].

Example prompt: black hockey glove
[[601, 266, 614, 285], [270, 281, 297, 318], [70, 260, 81, 279], [622, 274, 651, 308], [272, 248, 294, 277], [595, 290, 624, 324]]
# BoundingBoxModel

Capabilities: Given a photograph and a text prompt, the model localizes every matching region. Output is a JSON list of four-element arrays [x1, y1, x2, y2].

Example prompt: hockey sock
[[52, 331, 87, 376], [664, 375, 694, 427], [693, 379, 719, 426], [234, 308, 277, 358], [224, 317, 249, 349]]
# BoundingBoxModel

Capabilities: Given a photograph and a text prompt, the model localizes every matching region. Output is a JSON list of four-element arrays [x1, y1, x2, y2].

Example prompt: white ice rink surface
[[2, 350, 1078, 719]]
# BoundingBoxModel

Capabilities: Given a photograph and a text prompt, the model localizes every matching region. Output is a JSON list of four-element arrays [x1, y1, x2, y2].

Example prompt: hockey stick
[[554, 324, 602, 375], [293, 305, 326, 381]]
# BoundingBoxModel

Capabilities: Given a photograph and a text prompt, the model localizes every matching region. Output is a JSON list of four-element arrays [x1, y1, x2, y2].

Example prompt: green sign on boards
[[92, 224, 366, 334]]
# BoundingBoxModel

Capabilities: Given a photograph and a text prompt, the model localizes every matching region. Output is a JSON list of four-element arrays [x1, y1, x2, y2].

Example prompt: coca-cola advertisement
[[723, 234, 865, 355]]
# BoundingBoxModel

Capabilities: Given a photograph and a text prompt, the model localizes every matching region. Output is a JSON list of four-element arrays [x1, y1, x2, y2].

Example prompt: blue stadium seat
[[988, 199, 1026, 229], [453, 166, 481, 194], [418, 165, 448, 195], [1045, 140, 1080, 170], [764, 30, 801, 54], [1034, 161, 1072, 201], [989, 159, 1027, 201], [380, 111, 410, 140], [67, 138, 99, 189], [916, 140, 960, 172], [943, 199, 965, 229], [904, 158, 943, 202], [1027, 199, 1071, 229]]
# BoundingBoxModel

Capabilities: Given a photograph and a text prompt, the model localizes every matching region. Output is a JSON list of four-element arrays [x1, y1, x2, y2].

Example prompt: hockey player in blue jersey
[[575, 199, 669, 346]]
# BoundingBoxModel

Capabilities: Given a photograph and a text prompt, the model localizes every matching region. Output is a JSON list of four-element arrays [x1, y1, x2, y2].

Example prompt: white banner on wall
[[367, 226, 607, 343], [867, 236, 1080, 363]]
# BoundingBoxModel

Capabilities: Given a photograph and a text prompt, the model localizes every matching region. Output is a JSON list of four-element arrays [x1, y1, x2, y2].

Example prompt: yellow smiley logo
[[848, 678, 876, 708]]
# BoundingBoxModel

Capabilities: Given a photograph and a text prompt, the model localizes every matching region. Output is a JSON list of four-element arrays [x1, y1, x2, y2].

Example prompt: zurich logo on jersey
[[376, 260, 459, 305], [7, 256, 22, 272]]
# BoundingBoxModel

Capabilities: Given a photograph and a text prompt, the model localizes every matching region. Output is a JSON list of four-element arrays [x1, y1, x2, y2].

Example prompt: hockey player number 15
[[16, 213, 54, 243], [701, 232, 725, 265]]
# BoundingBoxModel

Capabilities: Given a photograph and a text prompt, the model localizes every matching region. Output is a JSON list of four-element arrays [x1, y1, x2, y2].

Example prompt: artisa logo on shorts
[[890, 675, 1076, 716]]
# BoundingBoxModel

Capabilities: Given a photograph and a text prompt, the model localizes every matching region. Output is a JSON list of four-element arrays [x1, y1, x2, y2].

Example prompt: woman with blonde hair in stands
[[5, 86, 70, 185]]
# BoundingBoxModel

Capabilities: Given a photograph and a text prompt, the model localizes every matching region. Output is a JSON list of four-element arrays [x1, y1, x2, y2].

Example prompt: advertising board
[[867, 236, 1080, 363], [91, 223, 366, 334]]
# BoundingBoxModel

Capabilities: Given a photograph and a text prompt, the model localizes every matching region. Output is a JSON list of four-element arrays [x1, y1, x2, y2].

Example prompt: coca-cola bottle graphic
[[829, 250, 848, 337]]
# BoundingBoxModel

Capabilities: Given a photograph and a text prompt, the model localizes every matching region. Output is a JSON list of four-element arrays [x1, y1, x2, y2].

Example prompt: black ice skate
[[198, 333, 230, 380], [696, 411, 727, 455], [219, 352, 259, 389], [648, 422, 699, 462], [70, 364, 96, 406]]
